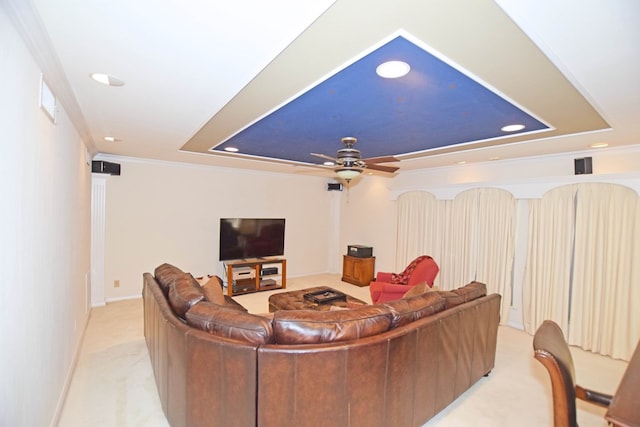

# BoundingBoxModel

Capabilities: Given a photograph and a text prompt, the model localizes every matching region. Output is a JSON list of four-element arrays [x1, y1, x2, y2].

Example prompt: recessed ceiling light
[[104, 136, 121, 142], [456, 161, 467, 165], [90, 73, 125, 87], [489, 156, 501, 161], [501, 124, 525, 132], [589, 142, 609, 148], [224, 147, 239, 152], [376, 61, 411, 79]]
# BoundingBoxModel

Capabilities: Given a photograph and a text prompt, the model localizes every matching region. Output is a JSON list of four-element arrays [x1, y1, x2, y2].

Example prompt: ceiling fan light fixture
[[376, 61, 410, 79], [335, 167, 362, 182]]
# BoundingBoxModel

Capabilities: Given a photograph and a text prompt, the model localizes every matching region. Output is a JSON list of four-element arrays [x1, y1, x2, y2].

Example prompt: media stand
[[223, 257, 286, 296]]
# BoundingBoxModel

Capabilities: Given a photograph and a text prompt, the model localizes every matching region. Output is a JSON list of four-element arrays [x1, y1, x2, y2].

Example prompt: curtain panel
[[523, 183, 640, 360]]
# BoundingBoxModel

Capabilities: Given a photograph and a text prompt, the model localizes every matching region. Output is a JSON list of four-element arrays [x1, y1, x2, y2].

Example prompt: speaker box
[[327, 183, 343, 191], [574, 157, 592, 175], [92, 160, 121, 176]]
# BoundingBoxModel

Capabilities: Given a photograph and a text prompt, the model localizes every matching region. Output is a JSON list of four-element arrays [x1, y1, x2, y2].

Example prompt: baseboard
[[49, 307, 92, 427], [105, 294, 141, 304]]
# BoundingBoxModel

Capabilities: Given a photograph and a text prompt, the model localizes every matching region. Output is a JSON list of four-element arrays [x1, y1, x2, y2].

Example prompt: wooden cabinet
[[342, 255, 375, 287], [223, 258, 286, 296]]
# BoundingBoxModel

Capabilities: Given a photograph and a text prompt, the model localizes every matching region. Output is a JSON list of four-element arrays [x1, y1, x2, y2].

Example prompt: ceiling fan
[[310, 137, 399, 182]]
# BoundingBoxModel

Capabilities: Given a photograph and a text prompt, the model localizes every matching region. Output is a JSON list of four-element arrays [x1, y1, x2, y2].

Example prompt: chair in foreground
[[369, 255, 439, 304], [533, 320, 613, 427]]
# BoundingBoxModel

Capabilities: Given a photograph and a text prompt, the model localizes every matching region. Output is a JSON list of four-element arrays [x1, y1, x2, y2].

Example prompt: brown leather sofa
[[143, 263, 501, 427]]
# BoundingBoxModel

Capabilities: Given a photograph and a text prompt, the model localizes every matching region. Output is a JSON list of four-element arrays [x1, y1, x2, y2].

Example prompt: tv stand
[[223, 257, 286, 296]]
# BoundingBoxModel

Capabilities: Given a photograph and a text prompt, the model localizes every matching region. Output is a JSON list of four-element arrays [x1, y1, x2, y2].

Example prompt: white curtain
[[522, 185, 577, 333], [523, 183, 640, 360], [569, 184, 640, 360], [395, 191, 443, 271], [396, 188, 516, 322], [444, 190, 478, 288], [475, 188, 516, 322]]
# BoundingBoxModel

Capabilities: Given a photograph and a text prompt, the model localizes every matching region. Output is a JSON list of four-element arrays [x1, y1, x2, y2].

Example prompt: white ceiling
[[8, 0, 640, 175]]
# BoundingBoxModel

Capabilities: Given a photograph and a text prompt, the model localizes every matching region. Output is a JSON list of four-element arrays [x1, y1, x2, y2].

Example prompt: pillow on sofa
[[154, 263, 185, 294], [168, 273, 205, 318], [402, 282, 440, 299], [186, 301, 274, 345], [272, 306, 393, 344], [201, 275, 226, 306], [385, 291, 447, 329]]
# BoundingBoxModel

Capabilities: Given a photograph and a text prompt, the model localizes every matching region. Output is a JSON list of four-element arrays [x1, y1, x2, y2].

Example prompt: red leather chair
[[369, 255, 439, 304]]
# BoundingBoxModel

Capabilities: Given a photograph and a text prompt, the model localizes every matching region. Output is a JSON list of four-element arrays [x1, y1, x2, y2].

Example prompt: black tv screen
[[219, 218, 285, 261]]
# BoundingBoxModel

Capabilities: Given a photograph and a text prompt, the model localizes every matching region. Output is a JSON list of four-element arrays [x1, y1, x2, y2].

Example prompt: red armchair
[[369, 255, 439, 304]]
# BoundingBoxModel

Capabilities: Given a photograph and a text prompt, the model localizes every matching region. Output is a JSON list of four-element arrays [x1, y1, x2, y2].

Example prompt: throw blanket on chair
[[389, 255, 432, 284]]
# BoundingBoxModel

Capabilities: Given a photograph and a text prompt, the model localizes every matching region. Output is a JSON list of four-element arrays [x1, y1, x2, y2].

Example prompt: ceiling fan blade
[[361, 156, 399, 164], [365, 164, 399, 173], [310, 152, 338, 162]]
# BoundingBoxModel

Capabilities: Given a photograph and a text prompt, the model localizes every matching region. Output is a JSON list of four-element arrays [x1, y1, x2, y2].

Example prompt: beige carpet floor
[[57, 274, 628, 426]]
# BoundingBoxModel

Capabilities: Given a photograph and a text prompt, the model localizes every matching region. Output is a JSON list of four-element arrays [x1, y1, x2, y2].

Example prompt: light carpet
[[58, 274, 628, 426]]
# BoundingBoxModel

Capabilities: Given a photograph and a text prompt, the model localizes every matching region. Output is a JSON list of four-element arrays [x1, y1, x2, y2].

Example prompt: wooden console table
[[342, 255, 375, 287]]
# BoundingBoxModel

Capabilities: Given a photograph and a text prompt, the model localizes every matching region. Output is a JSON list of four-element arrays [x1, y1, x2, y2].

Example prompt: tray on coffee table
[[303, 289, 347, 304]]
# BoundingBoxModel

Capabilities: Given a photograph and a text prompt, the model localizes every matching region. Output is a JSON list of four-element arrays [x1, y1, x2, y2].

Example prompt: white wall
[[0, 8, 92, 426], [99, 158, 335, 300]]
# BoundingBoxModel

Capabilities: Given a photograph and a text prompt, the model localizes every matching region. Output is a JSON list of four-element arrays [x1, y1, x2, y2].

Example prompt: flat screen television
[[219, 218, 285, 261]]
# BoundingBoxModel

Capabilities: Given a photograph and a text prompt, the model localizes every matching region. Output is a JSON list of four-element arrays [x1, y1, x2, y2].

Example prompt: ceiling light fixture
[[104, 136, 120, 142], [90, 73, 125, 87], [376, 61, 411, 78], [501, 124, 525, 132], [589, 142, 609, 148], [335, 168, 362, 182], [224, 147, 239, 152]]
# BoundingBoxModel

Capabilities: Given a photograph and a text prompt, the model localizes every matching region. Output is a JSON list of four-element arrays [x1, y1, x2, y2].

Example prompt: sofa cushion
[[201, 275, 226, 305], [438, 281, 487, 309], [168, 273, 205, 318], [186, 301, 274, 345], [453, 281, 487, 302], [272, 306, 393, 344], [384, 291, 447, 329], [154, 263, 185, 294]]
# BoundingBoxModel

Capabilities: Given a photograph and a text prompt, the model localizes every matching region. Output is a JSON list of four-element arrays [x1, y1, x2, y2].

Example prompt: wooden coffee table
[[268, 286, 367, 312]]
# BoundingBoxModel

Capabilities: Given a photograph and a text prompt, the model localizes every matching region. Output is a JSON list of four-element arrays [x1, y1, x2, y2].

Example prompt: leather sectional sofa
[[143, 263, 501, 427]]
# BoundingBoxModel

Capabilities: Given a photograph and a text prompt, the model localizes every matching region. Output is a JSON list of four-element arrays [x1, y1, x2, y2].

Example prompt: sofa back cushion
[[384, 291, 447, 329], [438, 281, 487, 309], [186, 301, 274, 345], [272, 306, 393, 344], [168, 273, 205, 318], [154, 263, 185, 294]]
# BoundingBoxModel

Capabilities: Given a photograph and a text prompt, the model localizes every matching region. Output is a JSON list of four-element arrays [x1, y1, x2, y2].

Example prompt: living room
[[2, 1, 639, 426]]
